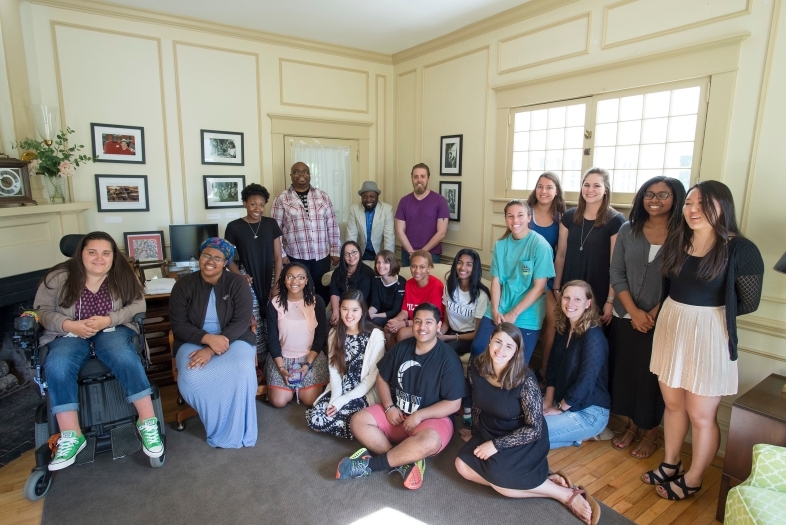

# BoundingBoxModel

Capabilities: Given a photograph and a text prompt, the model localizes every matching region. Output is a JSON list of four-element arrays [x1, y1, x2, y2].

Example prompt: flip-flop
[[548, 469, 574, 488], [630, 435, 660, 459], [564, 486, 601, 525], [611, 427, 639, 450], [579, 485, 601, 525]]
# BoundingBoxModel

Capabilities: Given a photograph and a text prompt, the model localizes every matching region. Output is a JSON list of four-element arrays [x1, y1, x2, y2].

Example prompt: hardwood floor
[[0, 385, 724, 525]]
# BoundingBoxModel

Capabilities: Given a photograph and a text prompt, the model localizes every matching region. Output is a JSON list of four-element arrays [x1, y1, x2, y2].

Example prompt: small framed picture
[[95, 175, 150, 212], [91, 123, 145, 164], [201, 130, 244, 165], [204, 175, 245, 209], [124, 231, 164, 261], [440, 181, 462, 222], [440, 134, 463, 176]]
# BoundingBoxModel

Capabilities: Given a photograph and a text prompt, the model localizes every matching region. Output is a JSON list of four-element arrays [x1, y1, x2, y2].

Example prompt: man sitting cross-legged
[[336, 302, 465, 490]]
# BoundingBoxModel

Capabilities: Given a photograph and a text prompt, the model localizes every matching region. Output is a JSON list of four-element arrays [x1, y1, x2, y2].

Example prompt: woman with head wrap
[[169, 237, 258, 448]]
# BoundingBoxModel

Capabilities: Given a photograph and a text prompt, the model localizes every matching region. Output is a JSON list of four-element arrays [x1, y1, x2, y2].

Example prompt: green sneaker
[[48, 430, 86, 471], [137, 417, 164, 458], [336, 448, 372, 479], [389, 458, 426, 490]]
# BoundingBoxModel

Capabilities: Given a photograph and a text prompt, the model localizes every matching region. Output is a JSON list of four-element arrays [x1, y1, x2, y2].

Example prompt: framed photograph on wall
[[201, 130, 244, 165], [204, 175, 245, 209], [95, 174, 150, 212], [91, 123, 145, 164], [124, 230, 164, 261], [440, 134, 462, 176], [439, 181, 461, 222]]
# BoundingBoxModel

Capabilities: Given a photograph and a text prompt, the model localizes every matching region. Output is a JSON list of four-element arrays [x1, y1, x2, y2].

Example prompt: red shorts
[[364, 404, 453, 455]]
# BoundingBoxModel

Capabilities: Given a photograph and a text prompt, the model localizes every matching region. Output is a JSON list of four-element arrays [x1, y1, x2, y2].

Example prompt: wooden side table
[[717, 373, 786, 521], [143, 293, 174, 385]]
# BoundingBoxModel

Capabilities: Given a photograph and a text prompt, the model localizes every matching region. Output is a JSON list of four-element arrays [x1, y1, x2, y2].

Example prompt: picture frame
[[95, 174, 150, 212], [91, 123, 145, 164], [201, 130, 244, 166], [0, 157, 36, 206], [203, 175, 245, 209], [439, 181, 461, 222], [124, 230, 165, 261], [440, 134, 463, 176]]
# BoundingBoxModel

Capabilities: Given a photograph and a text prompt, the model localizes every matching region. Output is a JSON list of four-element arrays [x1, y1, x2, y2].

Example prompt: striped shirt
[[271, 185, 341, 260]]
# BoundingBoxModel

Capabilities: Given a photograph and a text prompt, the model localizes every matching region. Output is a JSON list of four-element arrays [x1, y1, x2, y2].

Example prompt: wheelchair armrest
[[133, 312, 147, 324], [39, 344, 49, 367]]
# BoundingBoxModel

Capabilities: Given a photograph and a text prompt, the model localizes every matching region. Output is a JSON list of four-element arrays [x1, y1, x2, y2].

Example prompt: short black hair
[[241, 183, 270, 203], [413, 302, 441, 323]]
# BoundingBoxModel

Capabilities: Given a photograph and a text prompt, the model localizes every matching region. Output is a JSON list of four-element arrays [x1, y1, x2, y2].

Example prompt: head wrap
[[199, 237, 234, 263]]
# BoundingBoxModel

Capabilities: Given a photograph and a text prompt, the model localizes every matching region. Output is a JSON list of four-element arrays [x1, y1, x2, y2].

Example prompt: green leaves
[[12, 127, 94, 177]]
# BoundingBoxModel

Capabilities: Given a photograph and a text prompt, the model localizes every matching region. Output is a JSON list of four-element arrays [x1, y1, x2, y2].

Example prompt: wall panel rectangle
[[499, 13, 590, 74], [280, 59, 368, 113], [396, 70, 416, 202]]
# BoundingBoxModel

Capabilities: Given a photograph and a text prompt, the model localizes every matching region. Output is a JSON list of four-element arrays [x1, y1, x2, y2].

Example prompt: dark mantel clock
[[0, 155, 36, 206]]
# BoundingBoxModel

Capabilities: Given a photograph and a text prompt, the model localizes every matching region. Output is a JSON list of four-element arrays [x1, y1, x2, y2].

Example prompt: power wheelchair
[[13, 234, 166, 502]]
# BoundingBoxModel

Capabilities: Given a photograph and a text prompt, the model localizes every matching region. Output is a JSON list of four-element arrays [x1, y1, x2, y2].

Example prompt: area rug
[[42, 402, 633, 525]]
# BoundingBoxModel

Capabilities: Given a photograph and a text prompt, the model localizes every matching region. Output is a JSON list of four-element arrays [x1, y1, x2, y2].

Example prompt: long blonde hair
[[554, 280, 601, 337]]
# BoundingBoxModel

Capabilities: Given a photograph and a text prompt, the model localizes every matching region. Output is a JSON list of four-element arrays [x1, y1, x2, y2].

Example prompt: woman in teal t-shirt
[[469, 200, 555, 364]]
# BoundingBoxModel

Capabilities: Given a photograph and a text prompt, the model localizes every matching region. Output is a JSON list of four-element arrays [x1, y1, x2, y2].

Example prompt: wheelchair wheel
[[23, 470, 52, 501], [149, 453, 165, 468]]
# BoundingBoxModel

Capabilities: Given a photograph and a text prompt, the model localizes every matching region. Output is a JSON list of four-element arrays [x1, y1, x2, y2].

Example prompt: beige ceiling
[[101, 0, 531, 55]]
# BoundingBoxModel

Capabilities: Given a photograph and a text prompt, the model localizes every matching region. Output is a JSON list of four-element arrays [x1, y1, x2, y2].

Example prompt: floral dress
[[306, 333, 370, 439]]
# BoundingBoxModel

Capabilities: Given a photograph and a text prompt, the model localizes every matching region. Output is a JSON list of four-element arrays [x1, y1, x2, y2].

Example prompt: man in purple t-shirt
[[395, 163, 450, 266]]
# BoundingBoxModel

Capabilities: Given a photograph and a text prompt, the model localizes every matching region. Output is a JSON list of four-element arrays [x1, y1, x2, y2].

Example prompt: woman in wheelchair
[[34, 231, 164, 471], [169, 237, 258, 448]]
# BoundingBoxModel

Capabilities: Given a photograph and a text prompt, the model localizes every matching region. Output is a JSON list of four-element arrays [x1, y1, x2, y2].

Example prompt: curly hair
[[274, 262, 316, 312], [553, 280, 601, 337], [241, 183, 270, 203]]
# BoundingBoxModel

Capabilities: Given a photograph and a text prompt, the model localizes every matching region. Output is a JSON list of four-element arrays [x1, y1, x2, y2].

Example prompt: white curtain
[[290, 142, 351, 239]]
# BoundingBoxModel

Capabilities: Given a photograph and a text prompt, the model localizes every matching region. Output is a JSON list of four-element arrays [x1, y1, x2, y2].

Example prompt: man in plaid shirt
[[271, 162, 340, 302]]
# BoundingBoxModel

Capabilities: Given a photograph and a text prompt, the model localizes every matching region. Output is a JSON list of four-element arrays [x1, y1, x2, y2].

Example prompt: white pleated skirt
[[650, 297, 737, 397]]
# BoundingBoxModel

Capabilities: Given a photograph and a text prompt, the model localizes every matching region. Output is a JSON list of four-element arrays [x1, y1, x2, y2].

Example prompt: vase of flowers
[[14, 127, 93, 204]]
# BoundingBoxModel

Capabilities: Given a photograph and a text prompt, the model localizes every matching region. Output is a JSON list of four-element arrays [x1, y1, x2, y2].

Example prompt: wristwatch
[[304, 361, 313, 371], [556, 401, 566, 413]]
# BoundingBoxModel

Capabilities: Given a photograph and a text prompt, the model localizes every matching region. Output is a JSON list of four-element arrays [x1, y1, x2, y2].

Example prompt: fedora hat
[[358, 181, 381, 196]]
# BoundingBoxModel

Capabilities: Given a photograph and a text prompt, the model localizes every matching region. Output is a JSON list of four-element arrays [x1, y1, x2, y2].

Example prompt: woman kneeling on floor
[[170, 237, 258, 448], [306, 290, 385, 438], [455, 322, 600, 525]]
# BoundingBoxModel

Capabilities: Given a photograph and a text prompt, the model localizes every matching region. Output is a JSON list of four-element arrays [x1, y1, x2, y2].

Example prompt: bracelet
[[606, 298, 614, 304], [455, 335, 459, 341], [384, 404, 396, 413]]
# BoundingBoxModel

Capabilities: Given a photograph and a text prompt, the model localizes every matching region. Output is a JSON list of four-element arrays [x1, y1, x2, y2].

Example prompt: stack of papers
[[145, 278, 177, 295]]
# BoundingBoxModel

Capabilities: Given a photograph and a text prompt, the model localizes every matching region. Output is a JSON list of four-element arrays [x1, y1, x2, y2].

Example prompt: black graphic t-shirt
[[377, 338, 466, 414]]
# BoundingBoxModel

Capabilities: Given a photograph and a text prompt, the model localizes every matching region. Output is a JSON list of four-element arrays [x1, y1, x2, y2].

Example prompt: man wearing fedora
[[346, 181, 395, 261]]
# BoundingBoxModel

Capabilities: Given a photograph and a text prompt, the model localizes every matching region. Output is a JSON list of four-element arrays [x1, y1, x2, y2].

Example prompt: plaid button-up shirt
[[271, 185, 341, 260]]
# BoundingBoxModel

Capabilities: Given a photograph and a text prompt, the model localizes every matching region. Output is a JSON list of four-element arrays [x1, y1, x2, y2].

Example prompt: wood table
[[717, 373, 786, 521]]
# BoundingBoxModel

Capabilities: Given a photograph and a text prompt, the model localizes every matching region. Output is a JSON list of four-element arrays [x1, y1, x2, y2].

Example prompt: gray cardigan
[[609, 222, 664, 317]]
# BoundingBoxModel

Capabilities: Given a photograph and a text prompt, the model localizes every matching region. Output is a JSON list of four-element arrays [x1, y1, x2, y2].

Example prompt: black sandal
[[641, 460, 684, 485], [656, 475, 702, 500]]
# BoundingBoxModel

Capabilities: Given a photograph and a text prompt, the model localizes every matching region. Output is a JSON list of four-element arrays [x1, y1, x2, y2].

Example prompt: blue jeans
[[401, 251, 440, 267], [470, 316, 540, 364], [545, 405, 610, 449], [44, 325, 152, 415]]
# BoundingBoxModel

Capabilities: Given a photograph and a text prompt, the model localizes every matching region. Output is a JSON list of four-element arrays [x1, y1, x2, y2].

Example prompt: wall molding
[[738, 344, 786, 364], [763, 294, 786, 305], [267, 113, 373, 129], [278, 59, 369, 114], [601, 0, 752, 50], [392, 0, 578, 64], [498, 12, 591, 75], [375, 74, 386, 185], [30, 0, 392, 64], [738, 314, 786, 339]]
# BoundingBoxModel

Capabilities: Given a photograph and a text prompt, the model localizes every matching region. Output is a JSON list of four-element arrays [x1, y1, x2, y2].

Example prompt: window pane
[[595, 123, 617, 146], [613, 170, 637, 193], [615, 145, 639, 169], [639, 144, 666, 169], [531, 109, 548, 130], [547, 128, 565, 149], [565, 126, 584, 148], [619, 95, 643, 121], [513, 132, 529, 151], [563, 171, 581, 191], [667, 114, 698, 143], [532, 171, 557, 188], [593, 146, 615, 169], [514, 112, 530, 132], [637, 169, 664, 188], [512, 151, 528, 171], [664, 168, 691, 189], [511, 171, 527, 190], [563, 149, 583, 170], [566, 104, 586, 126], [530, 130, 547, 150], [670, 86, 700, 116], [596, 99, 619, 123], [644, 91, 670, 118], [529, 150, 545, 170], [641, 118, 668, 143], [665, 142, 694, 168], [617, 120, 642, 145], [548, 106, 566, 128], [545, 149, 563, 170]]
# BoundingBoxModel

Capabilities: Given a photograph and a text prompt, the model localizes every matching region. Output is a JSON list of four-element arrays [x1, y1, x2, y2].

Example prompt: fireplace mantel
[[0, 201, 92, 279]]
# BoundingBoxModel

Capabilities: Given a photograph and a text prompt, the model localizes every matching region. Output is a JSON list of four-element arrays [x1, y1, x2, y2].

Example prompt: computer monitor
[[168, 224, 219, 267]]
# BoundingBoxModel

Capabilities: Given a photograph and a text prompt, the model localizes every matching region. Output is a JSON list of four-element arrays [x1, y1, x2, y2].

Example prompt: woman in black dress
[[456, 322, 600, 525], [329, 241, 375, 326]]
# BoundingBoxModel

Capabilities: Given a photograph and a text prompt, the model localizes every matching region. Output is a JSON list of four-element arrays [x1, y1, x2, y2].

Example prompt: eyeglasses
[[285, 274, 307, 282], [344, 250, 360, 257], [644, 191, 672, 200], [292, 169, 310, 176], [199, 253, 226, 264]]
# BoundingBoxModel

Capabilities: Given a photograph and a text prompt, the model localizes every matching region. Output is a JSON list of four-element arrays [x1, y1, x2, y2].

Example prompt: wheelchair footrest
[[74, 437, 96, 466], [110, 423, 141, 459]]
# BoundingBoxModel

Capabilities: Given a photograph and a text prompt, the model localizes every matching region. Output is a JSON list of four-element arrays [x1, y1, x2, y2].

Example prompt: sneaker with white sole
[[137, 417, 164, 458], [336, 447, 372, 479], [390, 458, 426, 490], [48, 430, 86, 471]]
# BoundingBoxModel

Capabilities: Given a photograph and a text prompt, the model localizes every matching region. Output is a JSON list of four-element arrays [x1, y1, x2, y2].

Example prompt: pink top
[[271, 298, 317, 359]]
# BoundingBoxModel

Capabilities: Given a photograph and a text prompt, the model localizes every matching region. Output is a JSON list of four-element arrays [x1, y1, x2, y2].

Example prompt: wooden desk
[[143, 293, 175, 386], [717, 373, 786, 521]]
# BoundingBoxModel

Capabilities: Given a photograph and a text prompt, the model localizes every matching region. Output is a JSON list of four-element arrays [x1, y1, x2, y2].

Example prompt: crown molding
[[267, 113, 374, 127], [28, 0, 393, 65], [392, 0, 579, 65], [738, 315, 786, 340]]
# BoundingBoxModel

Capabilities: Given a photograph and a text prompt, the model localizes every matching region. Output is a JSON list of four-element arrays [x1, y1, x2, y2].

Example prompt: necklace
[[245, 218, 261, 239], [579, 218, 593, 251]]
